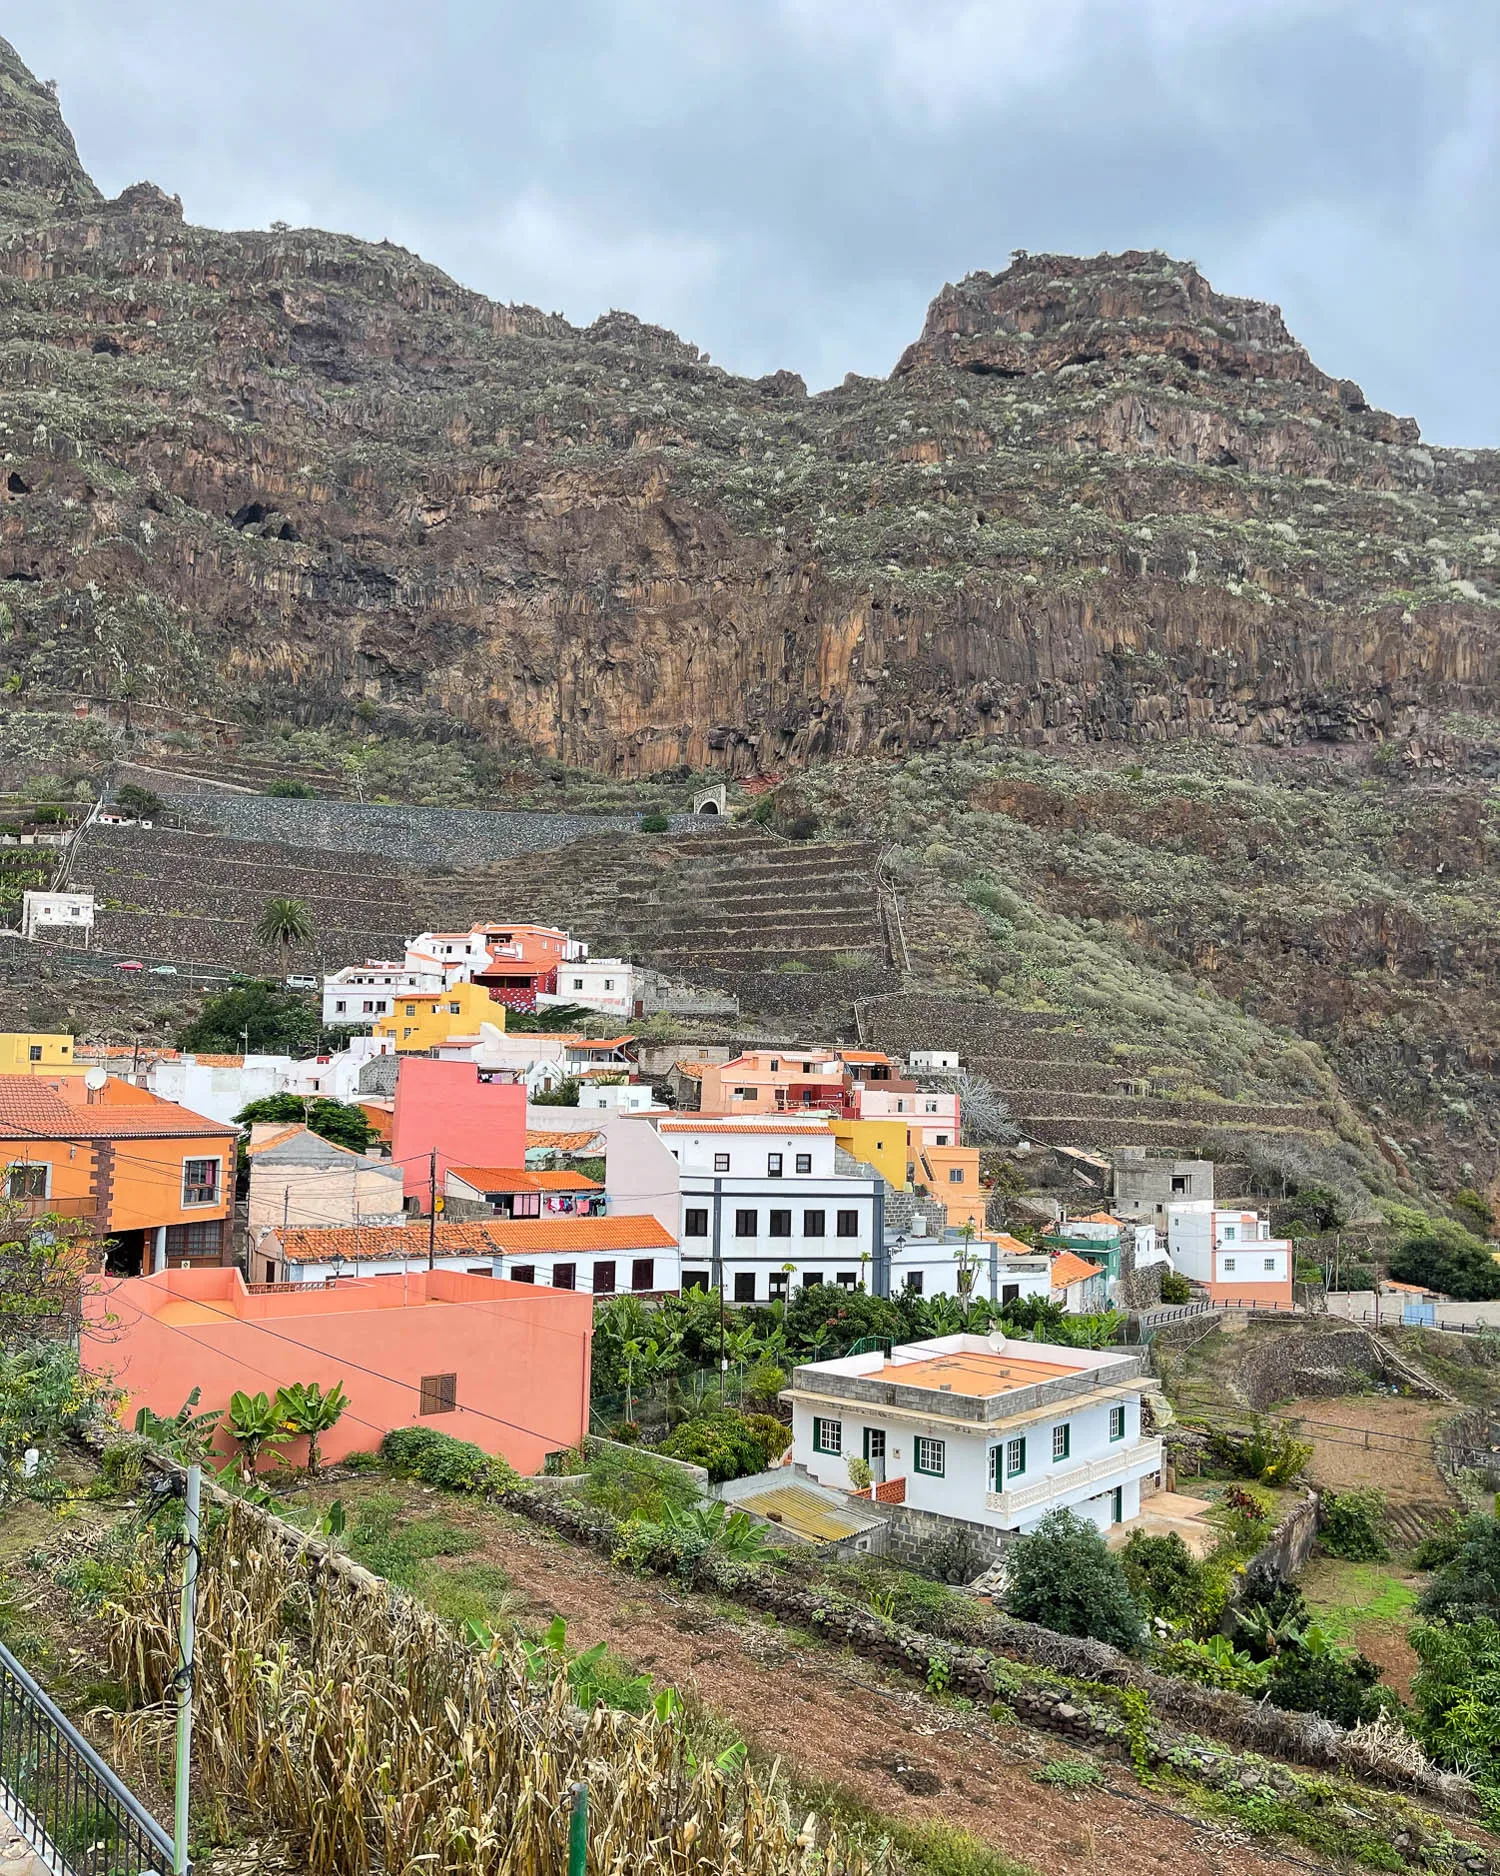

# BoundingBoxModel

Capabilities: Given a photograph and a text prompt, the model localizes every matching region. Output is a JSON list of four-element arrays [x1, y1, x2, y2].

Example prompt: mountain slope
[[1, 35, 1497, 779]]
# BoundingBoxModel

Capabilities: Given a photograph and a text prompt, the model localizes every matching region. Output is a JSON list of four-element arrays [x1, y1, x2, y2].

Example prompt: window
[[406, 1004, 416, 1016], [335, 1000, 347, 1014], [948, 1167, 964, 1185], [801, 1061, 814, 1073], [27, 1044, 41, 1062], [1109, 1404, 1126, 1442], [803, 1209, 825, 1237], [1264, 1257, 1277, 1272], [1002, 1283, 1019, 1305], [182, 1158, 220, 1207], [713, 1152, 730, 1172], [165, 1221, 223, 1257], [735, 1209, 757, 1237], [767, 1152, 783, 1176], [684, 1207, 708, 1238], [683, 1269, 710, 1292], [402, 1027, 413, 1039], [572, 978, 584, 990], [904, 1271, 924, 1295], [836, 1209, 859, 1238], [813, 1416, 842, 1456], [419, 1373, 457, 1416], [448, 1002, 461, 1014], [802, 1271, 824, 1289], [1222, 1225, 1236, 1242], [768, 1209, 791, 1238], [510, 1265, 535, 1284], [362, 1001, 376, 1014], [769, 1059, 779, 1072], [836, 1271, 858, 1290], [631, 1258, 655, 1291], [1222, 1257, 1237, 1273], [924, 1100, 937, 1113], [734, 1086, 756, 1101], [593, 1262, 616, 1295], [604, 979, 614, 991], [734, 1272, 756, 1303], [934, 1133, 949, 1146], [914, 1436, 945, 1476], [6, 1163, 47, 1200], [769, 1270, 788, 1299], [1052, 1423, 1071, 1462], [1006, 1435, 1027, 1478], [1170, 1175, 1187, 1194], [552, 1263, 577, 1290], [795, 1153, 812, 1174]]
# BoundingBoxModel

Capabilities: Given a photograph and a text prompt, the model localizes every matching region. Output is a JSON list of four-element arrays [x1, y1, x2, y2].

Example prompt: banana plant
[[227, 1388, 290, 1481], [275, 1380, 349, 1474]]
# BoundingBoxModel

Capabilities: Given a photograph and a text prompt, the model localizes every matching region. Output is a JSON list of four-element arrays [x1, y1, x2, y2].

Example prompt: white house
[[884, 1225, 1053, 1306], [852, 1083, 961, 1148], [285, 1035, 396, 1105], [576, 1081, 661, 1114], [790, 1332, 1161, 1534], [147, 1052, 300, 1127], [1166, 1202, 1294, 1307], [655, 1114, 881, 1303], [322, 960, 450, 1025], [21, 890, 96, 941], [549, 957, 636, 1019], [908, 1049, 960, 1074]]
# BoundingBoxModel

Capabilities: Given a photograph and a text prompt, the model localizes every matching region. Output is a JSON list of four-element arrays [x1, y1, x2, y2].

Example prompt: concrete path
[[0, 1808, 47, 1876]]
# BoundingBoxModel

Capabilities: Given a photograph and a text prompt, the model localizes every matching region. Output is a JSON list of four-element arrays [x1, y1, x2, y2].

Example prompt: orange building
[[0, 1075, 238, 1274], [698, 1049, 850, 1116], [82, 1264, 592, 1474], [915, 1141, 990, 1232]]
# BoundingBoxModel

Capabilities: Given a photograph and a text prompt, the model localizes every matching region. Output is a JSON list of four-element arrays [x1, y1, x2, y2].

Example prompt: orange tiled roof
[[1050, 1251, 1105, 1288], [841, 1051, 890, 1065], [526, 1128, 605, 1152], [189, 1053, 246, 1067], [1074, 1211, 1124, 1228], [486, 1215, 676, 1253], [987, 1232, 1039, 1256], [0, 1078, 238, 1140], [568, 1036, 635, 1051], [245, 1125, 305, 1155], [449, 1165, 603, 1193], [1383, 1279, 1431, 1295], [279, 1222, 507, 1264]]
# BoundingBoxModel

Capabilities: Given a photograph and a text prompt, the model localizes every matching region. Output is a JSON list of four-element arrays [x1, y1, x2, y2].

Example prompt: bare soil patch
[[1281, 1394, 1452, 1506]]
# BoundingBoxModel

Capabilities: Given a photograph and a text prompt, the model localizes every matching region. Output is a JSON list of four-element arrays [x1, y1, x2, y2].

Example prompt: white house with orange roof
[[1166, 1202, 1294, 1307], [322, 958, 455, 1025], [790, 1332, 1160, 1534]]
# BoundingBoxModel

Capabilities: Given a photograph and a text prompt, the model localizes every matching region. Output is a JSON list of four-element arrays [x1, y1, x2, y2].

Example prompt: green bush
[[638, 812, 670, 833], [1208, 1484, 1275, 1551], [1410, 1616, 1500, 1792], [379, 1426, 517, 1495], [1004, 1509, 1142, 1650], [1158, 1270, 1191, 1304], [1417, 1511, 1500, 1623], [1266, 1643, 1381, 1729], [1390, 1227, 1500, 1301], [582, 1444, 702, 1521], [1319, 1490, 1389, 1562], [1119, 1530, 1205, 1622], [658, 1408, 769, 1483]]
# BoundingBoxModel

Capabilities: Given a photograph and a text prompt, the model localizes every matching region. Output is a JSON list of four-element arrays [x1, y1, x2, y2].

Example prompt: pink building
[[83, 1264, 592, 1474], [391, 1057, 527, 1208], [852, 1082, 961, 1147]]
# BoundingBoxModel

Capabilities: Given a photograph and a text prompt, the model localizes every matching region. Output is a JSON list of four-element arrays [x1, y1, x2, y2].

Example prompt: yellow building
[[830, 1116, 913, 1191], [373, 980, 505, 1052], [0, 1033, 82, 1075]]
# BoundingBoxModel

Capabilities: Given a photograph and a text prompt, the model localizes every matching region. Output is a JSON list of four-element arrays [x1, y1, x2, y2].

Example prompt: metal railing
[[0, 1640, 175, 1876]]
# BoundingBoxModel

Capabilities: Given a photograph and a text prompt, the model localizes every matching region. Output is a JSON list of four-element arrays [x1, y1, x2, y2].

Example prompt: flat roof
[[875, 1350, 1078, 1397]]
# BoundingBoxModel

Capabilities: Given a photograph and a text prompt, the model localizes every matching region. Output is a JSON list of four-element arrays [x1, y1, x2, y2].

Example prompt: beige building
[[247, 1124, 406, 1242]]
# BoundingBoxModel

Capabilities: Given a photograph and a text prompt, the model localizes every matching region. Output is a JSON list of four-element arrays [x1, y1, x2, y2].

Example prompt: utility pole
[[174, 1463, 201, 1876], [428, 1146, 438, 1271]]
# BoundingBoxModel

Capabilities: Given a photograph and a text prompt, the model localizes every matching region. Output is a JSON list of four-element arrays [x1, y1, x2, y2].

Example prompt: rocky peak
[[103, 180, 184, 221], [894, 247, 1418, 441], [0, 35, 103, 225]]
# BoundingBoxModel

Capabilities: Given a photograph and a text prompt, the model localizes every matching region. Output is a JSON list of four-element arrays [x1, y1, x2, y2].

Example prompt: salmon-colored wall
[[83, 1266, 592, 1474], [391, 1059, 527, 1206]]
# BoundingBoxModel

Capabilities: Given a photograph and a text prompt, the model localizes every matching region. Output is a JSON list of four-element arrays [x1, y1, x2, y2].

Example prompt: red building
[[470, 924, 574, 1014], [390, 1058, 527, 1210]]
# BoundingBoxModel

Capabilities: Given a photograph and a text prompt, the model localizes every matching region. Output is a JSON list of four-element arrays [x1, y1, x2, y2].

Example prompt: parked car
[[285, 974, 318, 991], [115, 959, 144, 971], [148, 964, 178, 976]]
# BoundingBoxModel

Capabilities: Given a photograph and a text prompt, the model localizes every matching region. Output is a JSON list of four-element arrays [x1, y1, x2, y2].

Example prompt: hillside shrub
[[658, 1408, 769, 1483], [638, 812, 669, 833], [1416, 1511, 1500, 1623], [1410, 1616, 1500, 1798], [1158, 1270, 1191, 1304], [267, 778, 317, 798], [379, 1426, 517, 1495], [1390, 1227, 1500, 1301], [580, 1444, 701, 1521], [1118, 1530, 1205, 1623], [1319, 1490, 1390, 1562], [1004, 1509, 1142, 1650], [1266, 1645, 1382, 1729]]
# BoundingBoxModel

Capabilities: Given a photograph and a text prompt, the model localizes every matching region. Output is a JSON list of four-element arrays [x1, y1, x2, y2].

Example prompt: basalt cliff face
[[2, 37, 1498, 777]]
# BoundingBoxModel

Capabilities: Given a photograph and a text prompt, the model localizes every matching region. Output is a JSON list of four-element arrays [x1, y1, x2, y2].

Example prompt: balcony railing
[[0, 1638, 175, 1876], [1, 1195, 100, 1221], [985, 1436, 1163, 1522]]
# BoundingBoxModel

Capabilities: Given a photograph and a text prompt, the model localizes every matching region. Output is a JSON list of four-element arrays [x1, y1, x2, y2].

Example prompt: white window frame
[[813, 1416, 842, 1456], [6, 1161, 49, 1201], [182, 1157, 222, 1208]]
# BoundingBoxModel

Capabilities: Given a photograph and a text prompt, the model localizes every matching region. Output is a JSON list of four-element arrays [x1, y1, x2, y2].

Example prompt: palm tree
[[256, 896, 314, 957]]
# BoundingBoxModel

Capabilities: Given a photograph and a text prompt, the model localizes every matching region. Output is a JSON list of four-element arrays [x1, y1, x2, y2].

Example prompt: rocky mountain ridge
[[1, 34, 1497, 778]]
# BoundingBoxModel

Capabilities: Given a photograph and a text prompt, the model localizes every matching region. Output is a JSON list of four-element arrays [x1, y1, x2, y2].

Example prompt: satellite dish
[[84, 1066, 108, 1091]]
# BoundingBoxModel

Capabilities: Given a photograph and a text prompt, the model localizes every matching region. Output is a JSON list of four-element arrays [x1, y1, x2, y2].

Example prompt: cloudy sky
[[17, 1, 1500, 443]]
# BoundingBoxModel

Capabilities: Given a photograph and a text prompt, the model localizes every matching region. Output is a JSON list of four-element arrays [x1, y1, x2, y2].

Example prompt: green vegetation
[[1320, 1490, 1391, 1563], [235, 1091, 374, 1154], [112, 782, 163, 819], [1415, 1510, 1500, 1623], [1389, 1220, 1500, 1301], [254, 894, 314, 954], [176, 980, 323, 1054], [638, 811, 670, 833], [1004, 1509, 1142, 1650], [379, 1425, 520, 1497]]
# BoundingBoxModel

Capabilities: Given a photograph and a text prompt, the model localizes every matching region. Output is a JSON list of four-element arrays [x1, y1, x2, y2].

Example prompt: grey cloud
[[20, 0, 1500, 441]]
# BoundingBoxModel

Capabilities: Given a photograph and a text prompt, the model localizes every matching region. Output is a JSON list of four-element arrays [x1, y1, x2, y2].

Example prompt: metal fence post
[[174, 1464, 201, 1875], [568, 1781, 588, 1876]]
